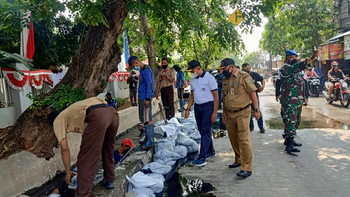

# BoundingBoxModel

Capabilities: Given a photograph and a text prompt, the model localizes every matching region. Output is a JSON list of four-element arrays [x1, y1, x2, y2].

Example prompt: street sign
[[229, 9, 243, 25]]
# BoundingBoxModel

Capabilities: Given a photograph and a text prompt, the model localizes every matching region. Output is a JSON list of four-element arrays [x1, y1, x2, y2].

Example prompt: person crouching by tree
[[127, 71, 139, 106], [105, 92, 118, 109], [48, 97, 119, 196]]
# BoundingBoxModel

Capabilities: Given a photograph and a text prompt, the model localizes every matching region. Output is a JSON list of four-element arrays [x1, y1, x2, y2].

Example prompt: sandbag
[[167, 117, 183, 127], [147, 173, 165, 193], [153, 149, 181, 165], [155, 137, 176, 152], [173, 145, 188, 158], [126, 172, 159, 189], [142, 162, 172, 175], [133, 188, 155, 197]]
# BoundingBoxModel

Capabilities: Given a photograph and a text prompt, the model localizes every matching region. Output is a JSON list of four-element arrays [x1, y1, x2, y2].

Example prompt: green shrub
[[115, 97, 127, 107]]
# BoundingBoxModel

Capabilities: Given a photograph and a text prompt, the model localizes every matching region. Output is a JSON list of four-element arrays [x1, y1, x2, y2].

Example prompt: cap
[[105, 92, 112, 97], [122, 138, 136, 148], [186, 60, 201, 72], [285, 50, 299, 56], [331, 61, 339, 66], [219, 58, 235, 69], [173, 64, 181, 71], [128, 56, 138, 66]]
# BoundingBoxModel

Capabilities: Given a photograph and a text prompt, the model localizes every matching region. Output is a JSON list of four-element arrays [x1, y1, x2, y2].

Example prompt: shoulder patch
[[245, 78, 252, 83]]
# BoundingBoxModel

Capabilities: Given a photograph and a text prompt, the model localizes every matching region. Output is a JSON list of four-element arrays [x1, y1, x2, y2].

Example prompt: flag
[[123, 29, 130, 68], [20, 12, 35, 60]]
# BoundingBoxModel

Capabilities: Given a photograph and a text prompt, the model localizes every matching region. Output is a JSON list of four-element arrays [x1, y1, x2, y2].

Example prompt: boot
[[141, 124, 155, 149], [285, 137, 300, 153], [282, 134, 302, 147]]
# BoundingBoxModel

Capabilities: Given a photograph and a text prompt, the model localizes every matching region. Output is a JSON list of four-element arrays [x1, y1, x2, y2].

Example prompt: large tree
[[0, 0, 128, 159]]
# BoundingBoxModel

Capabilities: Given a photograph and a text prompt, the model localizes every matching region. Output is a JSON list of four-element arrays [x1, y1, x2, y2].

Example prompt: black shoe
[[237, 170, 252, 178], [229, 162, 241, 168], [283, 139, 302, 147], [259, 128, 265, 133], [285, 138, 300, 153], [250, 128, 254, 132]]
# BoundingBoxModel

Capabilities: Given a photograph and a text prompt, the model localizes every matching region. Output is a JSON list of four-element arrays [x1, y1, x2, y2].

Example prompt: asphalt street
[[179, 81, 350, 197]]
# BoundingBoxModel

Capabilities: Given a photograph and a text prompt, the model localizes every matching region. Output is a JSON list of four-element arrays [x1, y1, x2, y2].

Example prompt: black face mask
[[162, 65, 168, 69], [289, 59, 298, 65], [223, 70, 232, 78]]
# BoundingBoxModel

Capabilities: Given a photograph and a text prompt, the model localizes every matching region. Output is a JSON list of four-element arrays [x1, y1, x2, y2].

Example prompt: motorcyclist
[[327, 61, 348, 98], [305, 66, 320, 79]]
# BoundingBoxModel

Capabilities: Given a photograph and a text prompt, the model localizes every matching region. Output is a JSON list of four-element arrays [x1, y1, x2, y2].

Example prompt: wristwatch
[[254, 108, 260, 112]]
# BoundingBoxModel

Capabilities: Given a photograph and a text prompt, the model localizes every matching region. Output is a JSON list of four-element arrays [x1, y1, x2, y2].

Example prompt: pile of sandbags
[[127, 114, 200, 196]]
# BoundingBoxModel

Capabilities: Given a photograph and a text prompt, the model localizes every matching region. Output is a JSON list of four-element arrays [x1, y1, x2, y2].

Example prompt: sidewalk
[[179, 94, 350, 197]]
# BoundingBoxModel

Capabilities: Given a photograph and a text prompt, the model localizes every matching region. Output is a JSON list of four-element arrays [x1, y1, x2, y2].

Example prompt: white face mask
[[191, 72, 198, 78]]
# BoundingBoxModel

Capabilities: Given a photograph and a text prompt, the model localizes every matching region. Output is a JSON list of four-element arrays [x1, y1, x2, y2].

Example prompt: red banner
[[318, 44, 329, 61], [329, 43, 344, 59]]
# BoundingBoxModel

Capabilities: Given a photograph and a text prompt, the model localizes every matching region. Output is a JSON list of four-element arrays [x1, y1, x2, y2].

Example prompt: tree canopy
[[260, 0, 337, 57]]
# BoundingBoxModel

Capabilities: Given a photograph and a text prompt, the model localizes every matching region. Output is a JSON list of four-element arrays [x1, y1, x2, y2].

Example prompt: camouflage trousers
[[280, 104, 302, 138]]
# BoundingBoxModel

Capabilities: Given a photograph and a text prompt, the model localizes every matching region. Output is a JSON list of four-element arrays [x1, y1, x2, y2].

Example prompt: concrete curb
[[91, 150, 153, 197]]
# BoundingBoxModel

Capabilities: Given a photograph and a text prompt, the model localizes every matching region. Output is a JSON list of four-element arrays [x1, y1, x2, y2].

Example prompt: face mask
[[289, 59, 298, 65], [223, 70, 232, 78], [162, 65, 168, 69], [191, 72, 198, 78]]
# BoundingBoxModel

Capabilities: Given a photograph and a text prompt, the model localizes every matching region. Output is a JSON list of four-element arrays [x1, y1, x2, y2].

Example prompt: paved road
[[179, 82, 350, 197]]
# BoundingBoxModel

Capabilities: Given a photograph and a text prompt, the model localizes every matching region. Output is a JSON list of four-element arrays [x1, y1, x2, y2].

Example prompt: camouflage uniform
[[279, 61, 307, 138]]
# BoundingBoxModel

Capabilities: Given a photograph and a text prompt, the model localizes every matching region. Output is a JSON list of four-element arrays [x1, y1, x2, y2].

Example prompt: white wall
[[0, 107, 16, 127]]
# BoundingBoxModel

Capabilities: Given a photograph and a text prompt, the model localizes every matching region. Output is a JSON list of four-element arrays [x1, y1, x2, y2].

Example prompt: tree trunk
[[0, 0, 128, 159], [139, 6, 156, 68]]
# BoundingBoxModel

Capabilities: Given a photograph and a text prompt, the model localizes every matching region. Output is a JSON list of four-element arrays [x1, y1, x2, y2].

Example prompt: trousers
[[194, 101, 215, 159], [139, 99, 153, 123], [225, 107, 253, 171], [280, 104, 302, 138], [161, 86, 175, 119], [75, 107, 119, 197]]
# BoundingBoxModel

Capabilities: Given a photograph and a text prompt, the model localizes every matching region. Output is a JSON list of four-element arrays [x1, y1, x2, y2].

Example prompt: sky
[[239, 17, 268, 56]]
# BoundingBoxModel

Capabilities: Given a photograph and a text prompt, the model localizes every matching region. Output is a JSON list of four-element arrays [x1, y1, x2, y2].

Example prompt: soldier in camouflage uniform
[[277, 50, 318, 153]]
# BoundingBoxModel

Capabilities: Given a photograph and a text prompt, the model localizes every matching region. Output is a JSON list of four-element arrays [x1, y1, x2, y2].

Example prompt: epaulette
[[239, 71, 248, 75]]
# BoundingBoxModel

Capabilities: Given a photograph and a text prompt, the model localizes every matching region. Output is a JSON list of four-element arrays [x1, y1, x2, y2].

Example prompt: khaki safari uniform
[[54, 97, 119, 197], [222, 69, 257, 171], [156, 67, 176, 119]]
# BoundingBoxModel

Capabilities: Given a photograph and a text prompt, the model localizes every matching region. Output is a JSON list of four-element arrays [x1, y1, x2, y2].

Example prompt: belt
[[228, 104, 250, 113], [86, 104, 107, 114]]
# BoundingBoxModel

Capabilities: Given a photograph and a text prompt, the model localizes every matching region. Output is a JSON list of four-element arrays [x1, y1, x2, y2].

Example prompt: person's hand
[[253, 111, 261, 120], [144, 100, 150, 108], [222, 112, 227, 124], [276, 96, 280, 102], [211, 113, 217, 123], [257, 87, 264, 92], [184, 110, 190, 119], [155, 95, 159, 100], [65, 172, 73, 185]]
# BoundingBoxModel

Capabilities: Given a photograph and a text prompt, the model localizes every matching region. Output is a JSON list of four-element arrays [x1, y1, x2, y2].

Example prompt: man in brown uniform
[[220, 58, 261, 178], [155, 57, 176, 119], [48, 97, 119, 196]]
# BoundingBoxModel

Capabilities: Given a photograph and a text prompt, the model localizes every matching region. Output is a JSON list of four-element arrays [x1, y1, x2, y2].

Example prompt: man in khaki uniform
[[155, 57, 176, 119], [48, 97, 119, 196], [220, 58, 261, 178]]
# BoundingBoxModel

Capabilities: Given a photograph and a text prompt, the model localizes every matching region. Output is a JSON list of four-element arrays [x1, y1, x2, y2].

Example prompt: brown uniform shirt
[[156, 68, 176, 95], [222, 69, 257, 111], [53, 97, 107, 142]]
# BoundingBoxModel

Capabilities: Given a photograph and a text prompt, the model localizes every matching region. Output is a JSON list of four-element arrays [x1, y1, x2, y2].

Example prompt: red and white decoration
[[1, 68, 52, 90], [108, 71, 131, 82]]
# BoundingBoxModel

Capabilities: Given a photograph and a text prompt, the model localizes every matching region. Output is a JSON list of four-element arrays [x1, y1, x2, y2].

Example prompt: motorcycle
[[308, 76, 320, 97], [323, 79, 350, 108]]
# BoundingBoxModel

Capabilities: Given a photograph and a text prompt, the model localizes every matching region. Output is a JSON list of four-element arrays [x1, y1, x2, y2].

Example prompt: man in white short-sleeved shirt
[[184, 60, 218, 167]]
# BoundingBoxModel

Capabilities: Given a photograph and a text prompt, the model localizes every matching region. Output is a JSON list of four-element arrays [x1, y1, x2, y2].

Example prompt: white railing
[[0, 70, 13, 108]]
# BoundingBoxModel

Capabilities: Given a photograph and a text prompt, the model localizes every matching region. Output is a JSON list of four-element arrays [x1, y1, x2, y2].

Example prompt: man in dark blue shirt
[[128, 56, 155, 148], [242, 63, 266, 133]]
